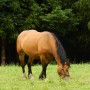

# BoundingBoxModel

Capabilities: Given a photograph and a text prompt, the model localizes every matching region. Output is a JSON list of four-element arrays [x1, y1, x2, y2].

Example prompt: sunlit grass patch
[[0, 64, 90, 90]]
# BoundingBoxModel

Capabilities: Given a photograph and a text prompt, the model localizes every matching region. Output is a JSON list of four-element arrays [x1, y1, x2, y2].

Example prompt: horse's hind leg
[[28, 58, 34, 80], [39, 55, 48, 79], [19, 53, 27, 80]]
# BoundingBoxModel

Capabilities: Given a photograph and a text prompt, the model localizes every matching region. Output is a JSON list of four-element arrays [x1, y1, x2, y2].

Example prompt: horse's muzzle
[[63, 75, 70, 81]]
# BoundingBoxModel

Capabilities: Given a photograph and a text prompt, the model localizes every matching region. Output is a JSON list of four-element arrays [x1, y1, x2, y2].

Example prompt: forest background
[[0, 0, 90, 65]]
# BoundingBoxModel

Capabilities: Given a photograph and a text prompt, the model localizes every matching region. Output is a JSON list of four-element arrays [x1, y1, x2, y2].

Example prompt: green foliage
[[2, 15, 15, 30], [41, 7, 79, 36], [73, 0, 90, 28], [72, 0, 90, 46], [0, 0, 20, 39], [88, 21, 90, 30], [0, 0, 89, 38], [23, 2, 43, 29], [74, 0, 90, 9], [0, 0, 89, 39]]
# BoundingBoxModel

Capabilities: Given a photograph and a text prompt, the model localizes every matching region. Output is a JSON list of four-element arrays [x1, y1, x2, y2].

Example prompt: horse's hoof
[[39, 75, 46, 80], [29, 74, 34, 80], [39, 77, 43, 80]]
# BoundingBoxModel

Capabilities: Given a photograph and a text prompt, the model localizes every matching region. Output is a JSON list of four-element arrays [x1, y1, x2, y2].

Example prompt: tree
[[0, 0, 21, 65], [73, 0, 90, 53], [40, 2, 79, 37], [0, 0, 90, 64], [0, 0, 43, 64]]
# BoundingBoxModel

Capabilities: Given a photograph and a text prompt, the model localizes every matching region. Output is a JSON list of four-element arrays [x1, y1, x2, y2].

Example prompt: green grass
[[0, 64, 90, 90]]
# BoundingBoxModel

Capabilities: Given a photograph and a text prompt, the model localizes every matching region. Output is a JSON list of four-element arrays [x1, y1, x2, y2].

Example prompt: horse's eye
[[58, 72, 60, 75]]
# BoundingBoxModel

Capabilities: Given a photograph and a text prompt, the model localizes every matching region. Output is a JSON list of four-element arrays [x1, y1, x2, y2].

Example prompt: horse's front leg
[[39, 63, 48, 79], [28, 58, 34, 80]]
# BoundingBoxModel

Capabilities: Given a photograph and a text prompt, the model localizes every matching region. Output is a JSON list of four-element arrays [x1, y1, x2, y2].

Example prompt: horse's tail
[[52, 33, 67, 63]]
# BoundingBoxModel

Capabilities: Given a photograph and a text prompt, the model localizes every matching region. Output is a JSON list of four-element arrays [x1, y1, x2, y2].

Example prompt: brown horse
[[16, 30, 70, 80]]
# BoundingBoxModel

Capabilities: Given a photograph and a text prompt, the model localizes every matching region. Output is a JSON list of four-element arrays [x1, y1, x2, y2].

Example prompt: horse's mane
[[51, 33, 70, 66]]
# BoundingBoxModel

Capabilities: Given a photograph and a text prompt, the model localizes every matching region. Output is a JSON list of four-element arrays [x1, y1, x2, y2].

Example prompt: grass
[[0, 63, 90, 90]]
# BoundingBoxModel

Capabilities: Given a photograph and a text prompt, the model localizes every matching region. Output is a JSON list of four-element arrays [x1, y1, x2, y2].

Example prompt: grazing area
[[0, 64, 90, 90]]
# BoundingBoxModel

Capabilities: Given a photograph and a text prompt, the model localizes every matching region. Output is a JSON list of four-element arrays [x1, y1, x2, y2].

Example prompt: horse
[[16, 30, 70, 80]]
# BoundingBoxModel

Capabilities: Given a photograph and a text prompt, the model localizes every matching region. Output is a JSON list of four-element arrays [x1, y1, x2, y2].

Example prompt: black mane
[[52, 33, 69, 65]]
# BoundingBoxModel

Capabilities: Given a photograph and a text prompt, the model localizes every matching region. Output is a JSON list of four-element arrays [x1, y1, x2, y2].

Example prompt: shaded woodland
[[0, 0, 90, 65]]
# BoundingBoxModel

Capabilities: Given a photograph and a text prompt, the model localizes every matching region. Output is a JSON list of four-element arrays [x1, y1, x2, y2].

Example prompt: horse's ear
[[64, 60, 70, 67]]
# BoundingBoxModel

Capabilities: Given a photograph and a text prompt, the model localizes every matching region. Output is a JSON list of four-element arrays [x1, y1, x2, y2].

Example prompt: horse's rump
[[16, 30, 30, 53]]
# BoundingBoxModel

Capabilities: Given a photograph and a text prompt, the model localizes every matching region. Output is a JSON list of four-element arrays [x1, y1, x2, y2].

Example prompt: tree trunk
[[1, 39, 6, 66]]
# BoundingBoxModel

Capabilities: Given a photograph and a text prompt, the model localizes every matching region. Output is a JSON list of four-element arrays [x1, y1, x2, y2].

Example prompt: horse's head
[[57, 60, 70, 81]]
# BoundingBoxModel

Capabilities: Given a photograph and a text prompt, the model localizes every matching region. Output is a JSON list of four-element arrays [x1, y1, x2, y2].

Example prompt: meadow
[[0, 63, 90, 90]]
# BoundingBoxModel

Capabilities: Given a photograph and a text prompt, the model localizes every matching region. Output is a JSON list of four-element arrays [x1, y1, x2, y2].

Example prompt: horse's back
[[38, 31, 56, 52], [21, 30, 56, 57]]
